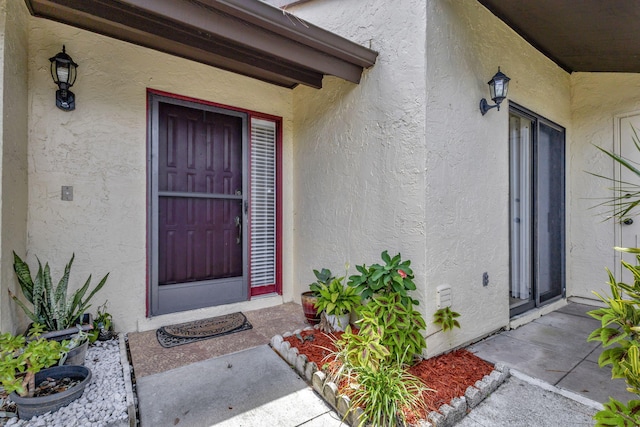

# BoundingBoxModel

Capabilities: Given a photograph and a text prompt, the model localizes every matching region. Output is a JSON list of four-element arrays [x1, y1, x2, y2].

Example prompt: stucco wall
[[289, 0, 429, 308], [0, 0, 29, 334], [424, 0, 571, 354], [569, 73, 640, 301], [26, 18, 294, 332], [290, 0, 573, 356]]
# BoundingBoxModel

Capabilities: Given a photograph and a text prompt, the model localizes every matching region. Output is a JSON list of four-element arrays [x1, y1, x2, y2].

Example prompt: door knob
[[623, 218, 634, 225]]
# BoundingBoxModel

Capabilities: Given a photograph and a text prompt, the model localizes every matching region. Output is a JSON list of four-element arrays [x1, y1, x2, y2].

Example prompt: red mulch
[[284, 329, 494, 421]]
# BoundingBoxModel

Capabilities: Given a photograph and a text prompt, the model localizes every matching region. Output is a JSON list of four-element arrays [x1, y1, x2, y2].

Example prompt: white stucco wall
[[290, 0, 573, 356], [16, 0, 637, 351], [26, 18, 294, 332], [289, 0, 429, 309], [0, 0, 29, 334], [569, 73, 640, 301], [424, 0, 571, 354]]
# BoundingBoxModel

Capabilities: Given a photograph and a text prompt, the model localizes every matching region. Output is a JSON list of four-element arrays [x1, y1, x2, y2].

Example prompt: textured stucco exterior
[[569, 73, 640, 301], [0, 0, 637, 356], [289, 0, 572, 355], [0, 0, 29, 334], [425, 0, 571, 354], [289, 0, 428, 305], [24, 18, 294, 333]]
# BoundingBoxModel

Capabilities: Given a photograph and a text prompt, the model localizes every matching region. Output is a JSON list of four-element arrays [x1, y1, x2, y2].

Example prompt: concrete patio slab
[[468, 334, 584, 384], [556, 303, 599, 319], [557, 359, 629, 403], [586, 344, 603, 363], [534, 310, 601, 336], [456, 375, 598, 427], [504, 320, 599, 355], [137, 345, 342, 427]]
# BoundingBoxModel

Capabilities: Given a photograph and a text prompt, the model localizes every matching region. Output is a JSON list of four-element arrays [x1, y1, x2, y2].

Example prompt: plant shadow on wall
[[297, 251, 469, 426], [588, 126, 640, 427]]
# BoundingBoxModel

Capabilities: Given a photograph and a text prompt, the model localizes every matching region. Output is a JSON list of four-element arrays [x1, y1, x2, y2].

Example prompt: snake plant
[[10, 252, 109, 331]]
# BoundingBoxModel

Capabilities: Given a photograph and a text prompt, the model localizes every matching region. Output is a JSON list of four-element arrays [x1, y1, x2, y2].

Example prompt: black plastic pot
[[34, 314, 94, 342], [63, 340, 88, 366], [10, 365, 92, 419]]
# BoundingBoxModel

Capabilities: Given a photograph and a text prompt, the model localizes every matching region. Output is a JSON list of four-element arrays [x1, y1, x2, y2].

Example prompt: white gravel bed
[[4, 339, 129, 427]]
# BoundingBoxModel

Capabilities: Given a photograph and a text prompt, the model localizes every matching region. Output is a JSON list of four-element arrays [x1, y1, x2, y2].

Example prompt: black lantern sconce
[[49, 45, 78, 111], [479, 67, 510, 115]]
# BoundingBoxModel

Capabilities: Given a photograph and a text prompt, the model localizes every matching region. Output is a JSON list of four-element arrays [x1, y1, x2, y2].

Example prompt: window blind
[[250, 118, 277, 288]]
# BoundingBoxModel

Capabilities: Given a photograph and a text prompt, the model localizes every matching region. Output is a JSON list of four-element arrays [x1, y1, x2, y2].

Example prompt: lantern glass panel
[[57, 65, 70, 84]]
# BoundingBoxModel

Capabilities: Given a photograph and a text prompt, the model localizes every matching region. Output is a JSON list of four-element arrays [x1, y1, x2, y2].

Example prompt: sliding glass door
[[509, 104, 565, 317]]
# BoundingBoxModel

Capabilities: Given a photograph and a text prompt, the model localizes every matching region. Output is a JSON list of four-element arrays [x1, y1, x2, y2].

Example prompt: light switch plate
[[61, 186, 73, 201]]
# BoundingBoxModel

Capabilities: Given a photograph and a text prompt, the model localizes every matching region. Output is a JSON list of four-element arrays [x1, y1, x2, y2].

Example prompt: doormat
[[156, 312, 252, 348]]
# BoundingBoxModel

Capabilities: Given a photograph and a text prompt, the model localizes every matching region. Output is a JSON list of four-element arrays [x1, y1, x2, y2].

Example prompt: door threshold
[[508, 299, 567, 330]]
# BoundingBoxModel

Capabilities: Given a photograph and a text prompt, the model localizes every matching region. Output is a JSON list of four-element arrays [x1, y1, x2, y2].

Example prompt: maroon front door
[[151, 99, 247, 315]]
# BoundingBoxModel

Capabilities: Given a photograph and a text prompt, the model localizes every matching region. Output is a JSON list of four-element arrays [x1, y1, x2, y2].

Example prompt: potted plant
[[301, 268, 334, 325], [314, 276, 360, 332], [10, 252, 109, 340], [0, 330, 91, 419], [89, 301, 114, 343]]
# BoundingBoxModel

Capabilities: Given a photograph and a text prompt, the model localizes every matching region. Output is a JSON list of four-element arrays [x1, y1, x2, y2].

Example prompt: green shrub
[[348, 251, 418, 307], [588, 130, 640, 426], [327, 308, 429, 427], [588, 251, 640, 427], [314, 277, 360, 316], [362, 292, 426, 365], [349, 357, 429, 427], [0, 331, 63, 397], [308, 268, 335, 296]]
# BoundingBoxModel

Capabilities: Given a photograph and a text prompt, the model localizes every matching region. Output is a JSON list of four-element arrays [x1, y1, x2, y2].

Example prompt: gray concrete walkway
[[137, 344, 347, 427], [467, 303, 628, 404], [134, 302, 629, 426]]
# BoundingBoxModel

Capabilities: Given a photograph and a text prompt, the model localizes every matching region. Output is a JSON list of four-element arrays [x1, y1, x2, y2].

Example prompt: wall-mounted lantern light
[[49, 45, 78, 111], [479, 67, 510, 115]]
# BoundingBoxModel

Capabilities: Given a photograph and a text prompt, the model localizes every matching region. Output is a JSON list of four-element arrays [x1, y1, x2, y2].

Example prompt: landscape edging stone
[[270, 330, 511, 426]]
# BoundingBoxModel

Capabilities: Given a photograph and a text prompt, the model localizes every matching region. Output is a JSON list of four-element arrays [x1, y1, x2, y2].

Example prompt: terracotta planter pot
[[10, 365, 92, 419], [301, 291, 321, 324]]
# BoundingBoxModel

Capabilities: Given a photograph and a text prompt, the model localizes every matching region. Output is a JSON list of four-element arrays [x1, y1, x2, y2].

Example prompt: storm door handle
[[235, 216, 242, 244]]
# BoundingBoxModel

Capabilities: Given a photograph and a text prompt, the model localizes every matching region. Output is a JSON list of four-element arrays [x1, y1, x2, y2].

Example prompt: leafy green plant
[[361, 292, 426, 365], [325, 309, 429, 427], [10, 252, 109, 331], [348, 251, 418, 307], [349, 355, 429, 427], [314, 277, 360, 316], [587, 133, 640, 426], [589, 126, 640, 220], [331, 311, 390, 375], [433, 307, 461, 332], [588, 253, 640, 426], [0, 331, 63, 397], [89, 300, 114, 343], [308, 268, 335, 296]]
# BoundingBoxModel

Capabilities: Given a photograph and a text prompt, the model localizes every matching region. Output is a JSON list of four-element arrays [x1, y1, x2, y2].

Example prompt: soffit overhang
[[24, 0, 378, 89], [478, 0, 640, 73]]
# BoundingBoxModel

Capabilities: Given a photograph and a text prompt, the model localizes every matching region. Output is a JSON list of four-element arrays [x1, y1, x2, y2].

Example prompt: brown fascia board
[[125, 0, 373, 82], [205, 0, 378, 68], [25, 0, 378, 88], [27, 0, 321, 88]]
